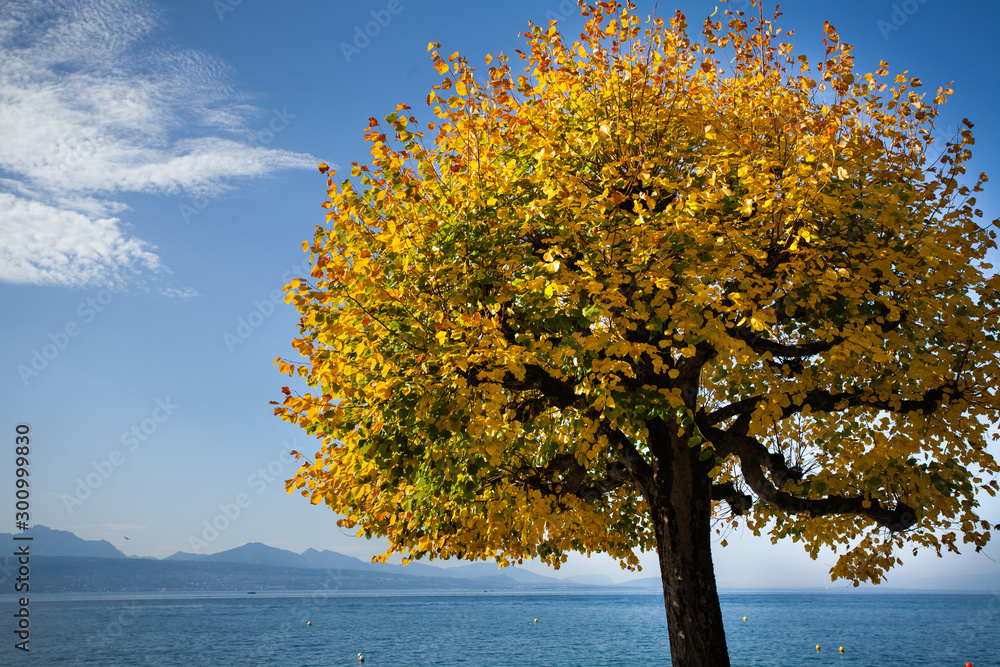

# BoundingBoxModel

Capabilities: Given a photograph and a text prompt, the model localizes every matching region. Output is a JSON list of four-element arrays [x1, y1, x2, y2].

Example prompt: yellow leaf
[[277, 1, 1000, 596]]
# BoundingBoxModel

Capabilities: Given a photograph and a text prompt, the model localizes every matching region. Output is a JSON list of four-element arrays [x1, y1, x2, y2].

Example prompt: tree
[[274, 2, 1000, 665]]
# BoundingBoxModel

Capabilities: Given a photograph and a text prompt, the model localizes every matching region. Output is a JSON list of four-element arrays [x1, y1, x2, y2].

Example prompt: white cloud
[[0, 192, 160, 287], [0, 0, 317, 289]]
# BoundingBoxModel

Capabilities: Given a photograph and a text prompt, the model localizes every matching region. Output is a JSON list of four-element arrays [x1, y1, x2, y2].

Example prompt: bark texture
[[645, 423, 731, 667]]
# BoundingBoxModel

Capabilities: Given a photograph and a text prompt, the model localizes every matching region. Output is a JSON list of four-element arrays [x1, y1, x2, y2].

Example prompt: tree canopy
[[275, 3, 998, 659]]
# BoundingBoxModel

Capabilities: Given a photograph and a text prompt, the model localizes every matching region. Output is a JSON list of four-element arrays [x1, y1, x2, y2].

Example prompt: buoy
[[358, 653, 365, 663], [839, 647, 844, 653], [306, 621, 312, 626], [534, 618, 539, 623], [965, 663, 972, 667], [816, 645, 821, 651], [742, 616, 748, 622]]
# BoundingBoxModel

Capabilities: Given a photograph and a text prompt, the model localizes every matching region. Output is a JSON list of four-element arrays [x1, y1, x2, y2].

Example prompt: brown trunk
[[647, 430, 731, 667]]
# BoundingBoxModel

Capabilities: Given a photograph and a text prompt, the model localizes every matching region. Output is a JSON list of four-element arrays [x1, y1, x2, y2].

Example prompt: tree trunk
[[648, 433, 731, 667]]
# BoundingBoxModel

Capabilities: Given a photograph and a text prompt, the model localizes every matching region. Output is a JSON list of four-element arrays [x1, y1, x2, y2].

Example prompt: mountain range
[[0, 526, 650, 593]]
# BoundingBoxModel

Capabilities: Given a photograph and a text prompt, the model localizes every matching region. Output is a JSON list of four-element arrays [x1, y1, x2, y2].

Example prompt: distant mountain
[[300, 548, 372, 571], [0, 525, 127, 559], [616, 577, 662, 590], [167, 541, 557, 584], [564, 573, 617, 586], [404, 560, 558, 584], [167, 542, 312, 569], [2, 526, 591, 592], [25, 557, 532, 593]]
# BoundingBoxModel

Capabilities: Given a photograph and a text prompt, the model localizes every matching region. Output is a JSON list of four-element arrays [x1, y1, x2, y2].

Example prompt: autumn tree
[[275, 2, 1000, 665]]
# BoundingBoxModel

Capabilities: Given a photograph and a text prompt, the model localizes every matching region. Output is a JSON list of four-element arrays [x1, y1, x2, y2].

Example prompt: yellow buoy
[[839, 647, 845, 653], [743, 616, 748, 622], [306, 621, 312, 626], [534, 618, 538, 623], [816, 645, 821, 651]]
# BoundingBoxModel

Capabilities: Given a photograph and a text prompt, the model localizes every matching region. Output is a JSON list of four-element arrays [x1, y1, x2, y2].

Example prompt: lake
[[4, 590, 997, 665]]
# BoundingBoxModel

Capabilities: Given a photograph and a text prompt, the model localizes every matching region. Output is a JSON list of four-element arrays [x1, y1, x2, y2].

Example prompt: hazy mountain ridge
[[1, 525, 128, 559], [165, 540, 553, 583], [0, 526, 580, 592], [12, 557, 547, 593]]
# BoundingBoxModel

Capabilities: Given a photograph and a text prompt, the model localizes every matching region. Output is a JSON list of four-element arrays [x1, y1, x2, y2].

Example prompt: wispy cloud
[[0, 193, 160, 287], [0, 0, 316, 289]]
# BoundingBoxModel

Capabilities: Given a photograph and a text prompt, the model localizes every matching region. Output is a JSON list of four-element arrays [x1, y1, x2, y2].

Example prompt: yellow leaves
[[276, 0, 1000, 585]]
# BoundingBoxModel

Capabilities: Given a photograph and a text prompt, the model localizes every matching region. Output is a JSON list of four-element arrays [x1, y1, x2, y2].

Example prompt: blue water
[[3, 590, 997, 666]]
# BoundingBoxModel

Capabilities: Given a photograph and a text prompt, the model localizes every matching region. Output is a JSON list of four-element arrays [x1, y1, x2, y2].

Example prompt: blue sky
[[1, 0, 998, 588]]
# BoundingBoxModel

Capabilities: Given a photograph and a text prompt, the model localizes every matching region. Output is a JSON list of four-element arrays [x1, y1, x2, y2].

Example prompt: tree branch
[[701, 380, 961, 431], [515, 452, 632, 502], [703, 424, 917, 532], [711, 482, 753, 515], [596, 419, 655, 498], [780, 383, 960, 420]]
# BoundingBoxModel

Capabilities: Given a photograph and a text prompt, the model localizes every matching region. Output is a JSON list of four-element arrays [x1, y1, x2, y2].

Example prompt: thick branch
[[711, 482, 753, 515], [721, 280, 910, 363], [518, 453, 630, 501], [703, 424, 917, 532], [466, 363, 579, 411], [780, 384, 960, 420], [597, 420, 655, 498], [737, 333, 839, 359], [701, 381, 961, 430], [701, 395, 765, 427]]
